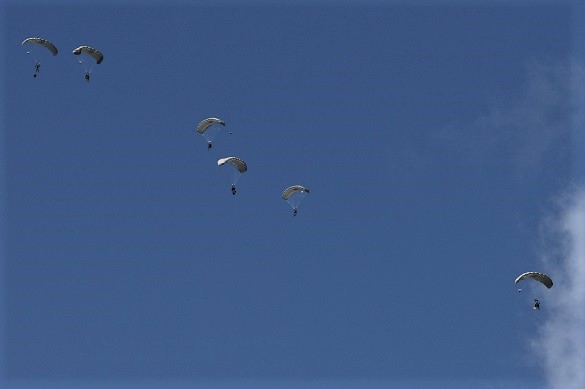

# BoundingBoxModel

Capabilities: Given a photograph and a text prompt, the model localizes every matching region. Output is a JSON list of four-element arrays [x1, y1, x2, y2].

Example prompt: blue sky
[[1, 1, 583, 388]]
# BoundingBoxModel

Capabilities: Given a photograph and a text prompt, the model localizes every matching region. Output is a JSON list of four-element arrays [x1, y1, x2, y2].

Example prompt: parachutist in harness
[[292, 209, 298, 216], [208, 141, 212, 150], [33, 63, 40, 77], [533, 299, 540, 310], [85, 72, 90, 82], [231, 184, 236, 196]]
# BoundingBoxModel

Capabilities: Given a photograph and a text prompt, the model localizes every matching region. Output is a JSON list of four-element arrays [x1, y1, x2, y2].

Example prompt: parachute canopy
[[514, 272, 553, 289], [22, 37, 58, 55], [282, 185, 310, 215], [282, 185, 310, 200], [218, 157, 247, 173], [72, 45, 103, 64], [197, 117, 225, 134]]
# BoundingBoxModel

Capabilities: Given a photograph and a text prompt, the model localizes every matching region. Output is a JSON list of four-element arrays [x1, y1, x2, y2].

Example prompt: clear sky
[[1, 1, 583, 388]]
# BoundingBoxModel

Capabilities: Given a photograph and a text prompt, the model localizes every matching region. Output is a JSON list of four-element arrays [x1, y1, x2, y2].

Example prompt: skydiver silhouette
[[293, 209, 298, 216], [85, 72, 90, 82], [208, 141, 212, 150], [231, 184, 236, 196], [33, 63, 40, 78], [533, 299, 540, 310]]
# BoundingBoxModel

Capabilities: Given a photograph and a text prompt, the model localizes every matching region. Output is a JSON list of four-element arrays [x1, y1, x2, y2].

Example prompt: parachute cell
[[514, 272, 553, 289]]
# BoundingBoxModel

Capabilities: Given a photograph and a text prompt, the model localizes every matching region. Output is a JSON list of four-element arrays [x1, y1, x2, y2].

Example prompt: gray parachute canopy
[[282, 185, 310, 200], [22, 37, 58, 55], [217, 157, 247, 173], [72, 45, 103, 64], [197, 117, 225, 134], [514, 272, 553, 289]]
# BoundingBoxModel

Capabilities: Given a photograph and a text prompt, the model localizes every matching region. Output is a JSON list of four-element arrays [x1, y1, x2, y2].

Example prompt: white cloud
[[535, 187, 585, 389]]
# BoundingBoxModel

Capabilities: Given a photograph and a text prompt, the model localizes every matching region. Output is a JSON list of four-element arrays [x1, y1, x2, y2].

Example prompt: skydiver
[[208, 141, 212, 150], [34, 62, 40, 74], [231, 184, 236, 196], [84, 72, 90, 82], [533, 299, 540, 310], [293, 209, 298, 216]]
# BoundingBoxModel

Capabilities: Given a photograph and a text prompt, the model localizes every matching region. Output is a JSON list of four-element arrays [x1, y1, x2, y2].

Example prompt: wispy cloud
[[436, 60, 574, 178], [535, 187, 585, 389]]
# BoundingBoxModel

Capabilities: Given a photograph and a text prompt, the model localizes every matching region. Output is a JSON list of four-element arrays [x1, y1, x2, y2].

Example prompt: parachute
[[73, 45, 103, 81], [218, 157, 247, 173], [22, 37, 58, 56], [72, 46, 103, 64], [22, 37, 58, 78], [515, 271, 553, 294], [197, 117, 226, 150], [282, 185, 310, 216], [218, 157, 247, 195]]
